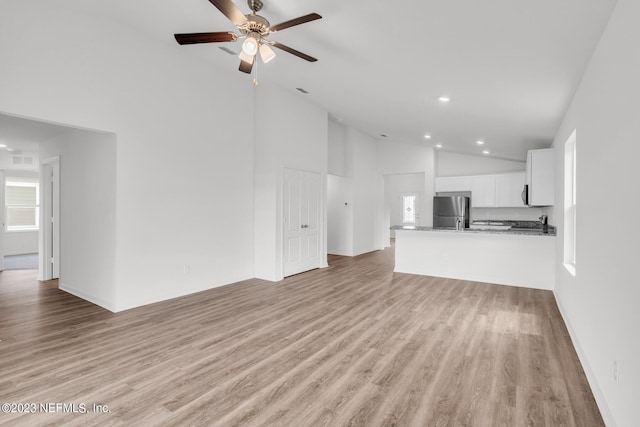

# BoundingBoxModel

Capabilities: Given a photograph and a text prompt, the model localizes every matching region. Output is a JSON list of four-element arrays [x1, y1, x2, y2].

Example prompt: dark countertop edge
[[391, 225, 557, 237]]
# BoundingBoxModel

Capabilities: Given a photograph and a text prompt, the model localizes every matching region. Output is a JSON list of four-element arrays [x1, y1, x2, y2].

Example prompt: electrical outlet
[[613, 360, 619, 383]]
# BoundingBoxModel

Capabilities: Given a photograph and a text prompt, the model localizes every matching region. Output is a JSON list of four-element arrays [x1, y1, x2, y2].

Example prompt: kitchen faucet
[[539, 215, 548, 233]]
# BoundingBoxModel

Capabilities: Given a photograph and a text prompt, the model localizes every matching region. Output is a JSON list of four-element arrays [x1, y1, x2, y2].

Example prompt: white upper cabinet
[[496, 172, 526, 207], [436, 172, 527, 208], [435, 176, 472, 192], [526, 149, 555, 206], [470, 175, 496, 207]]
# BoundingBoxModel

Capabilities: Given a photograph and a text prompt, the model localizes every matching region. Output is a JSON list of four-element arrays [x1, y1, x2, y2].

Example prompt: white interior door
[[40, 157, 60, 280], [283, 168, 321, 277]]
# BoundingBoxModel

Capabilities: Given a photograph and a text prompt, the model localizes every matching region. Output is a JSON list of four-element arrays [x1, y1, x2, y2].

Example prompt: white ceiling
[[2, 0, 617, 161]]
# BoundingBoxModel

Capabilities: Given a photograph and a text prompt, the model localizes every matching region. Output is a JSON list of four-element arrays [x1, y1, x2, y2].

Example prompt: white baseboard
[[59, 282, 116, 313], [553, 292, 616, 427], [327, 250, 353, 257]]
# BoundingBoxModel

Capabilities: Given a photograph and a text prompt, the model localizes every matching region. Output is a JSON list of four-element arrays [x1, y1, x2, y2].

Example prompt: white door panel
[[283, 168, 321, 277], [307, 235, 319, 258]]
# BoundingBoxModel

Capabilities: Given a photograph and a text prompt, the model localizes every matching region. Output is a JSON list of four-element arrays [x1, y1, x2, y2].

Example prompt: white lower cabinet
[[394, 230, 555, 290]]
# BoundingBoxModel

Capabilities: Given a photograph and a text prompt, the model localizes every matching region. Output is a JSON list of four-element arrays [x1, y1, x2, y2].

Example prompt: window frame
[[563, 130, 577, 276], [402, 193, 418, 225], [5, 179, 40, 232]]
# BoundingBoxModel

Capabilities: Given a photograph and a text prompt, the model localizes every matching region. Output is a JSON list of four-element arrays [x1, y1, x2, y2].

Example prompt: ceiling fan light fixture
[[259, 43, 276, 63], [242, 33, 260, 56], [174, 1, 322, 82], [239, 50, 254, 63]]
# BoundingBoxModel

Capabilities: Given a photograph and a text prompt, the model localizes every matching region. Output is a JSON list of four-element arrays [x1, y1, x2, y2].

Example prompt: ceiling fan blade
[[208, 0, 247, 27], [270, 42, 317, 62], [270, 13, 322, 32], [239, 56, 255, 74], [174, 32, 237, 45]]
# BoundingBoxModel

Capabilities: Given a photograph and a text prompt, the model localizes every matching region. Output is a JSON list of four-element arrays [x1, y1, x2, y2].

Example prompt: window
[[563, 130, 577, 275], [402, 194, 417, 224], [6, 178, 39, 231]]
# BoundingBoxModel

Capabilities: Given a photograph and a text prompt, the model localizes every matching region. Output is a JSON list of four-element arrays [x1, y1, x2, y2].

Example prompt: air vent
[[12, 155, 34, 166]]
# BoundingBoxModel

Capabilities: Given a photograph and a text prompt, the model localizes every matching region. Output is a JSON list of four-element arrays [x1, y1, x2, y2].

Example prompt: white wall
[[40, 129, 117, 309], [345, 128, 381, 256], [0, 151, 39, 171], [327, 119, 351, 255], [253, 84, 328, 281], [328, 118, 346, 176], [436, 151, 526, 176], [0, 1, 256, 311], [327, 174, 353, 256], [379, 140, 436, 237], [551, 1, 639, 425], [3, 231, 38, 256], [329, 135, 437, 255], [384, 173, 426, 238]]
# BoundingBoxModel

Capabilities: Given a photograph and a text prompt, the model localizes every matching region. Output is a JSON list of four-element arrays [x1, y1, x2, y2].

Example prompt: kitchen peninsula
[[392, 225, 556, 290]]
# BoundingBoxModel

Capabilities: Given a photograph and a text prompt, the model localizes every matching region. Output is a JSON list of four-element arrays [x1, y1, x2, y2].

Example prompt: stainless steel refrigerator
[[433, 196, 470, 230]]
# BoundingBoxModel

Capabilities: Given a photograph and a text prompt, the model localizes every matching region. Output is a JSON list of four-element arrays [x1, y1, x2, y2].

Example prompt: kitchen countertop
[[391, 224, 556, 237]]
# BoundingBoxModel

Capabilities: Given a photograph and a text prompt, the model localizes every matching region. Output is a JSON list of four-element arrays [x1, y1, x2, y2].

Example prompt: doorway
[[384, 172, 427, 243], [283, 168, 322, 277], [1, 172, 41, 271]]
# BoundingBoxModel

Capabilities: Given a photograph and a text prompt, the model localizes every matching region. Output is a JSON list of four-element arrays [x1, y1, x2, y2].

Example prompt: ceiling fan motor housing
[[248, 0, 263, 13], [243, 14, 270, 35], [174, 0, 322, 75]]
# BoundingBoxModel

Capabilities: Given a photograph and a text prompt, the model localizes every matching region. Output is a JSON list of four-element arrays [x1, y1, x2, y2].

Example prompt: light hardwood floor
[[0, 246, 603, 426]]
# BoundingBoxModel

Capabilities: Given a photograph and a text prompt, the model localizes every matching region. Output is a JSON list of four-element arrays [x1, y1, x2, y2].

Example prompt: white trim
[[563, 130, 577, 269], [59, 282, 116, 313], [553, 292, 616, 427], [562, 262, 576, 277], [39, 156, 60, 281]]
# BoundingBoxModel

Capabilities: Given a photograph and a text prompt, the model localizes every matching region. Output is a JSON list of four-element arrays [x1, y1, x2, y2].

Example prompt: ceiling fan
[[174, 0, 321, 77]]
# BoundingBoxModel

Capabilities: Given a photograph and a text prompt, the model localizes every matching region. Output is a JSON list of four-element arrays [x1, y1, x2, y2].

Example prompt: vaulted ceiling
[[3, 0, 618, 161]]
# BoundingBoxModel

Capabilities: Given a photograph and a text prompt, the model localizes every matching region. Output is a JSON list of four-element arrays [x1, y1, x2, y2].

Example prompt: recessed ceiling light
[[424, 134, 431, 139], [0, 144, 6, 148], [6, 148, 14, 152], [438, 96, 450, 103], [476, 140, 485, 145], [436, 144, 443, 149], [482, 150, 490, 155]]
